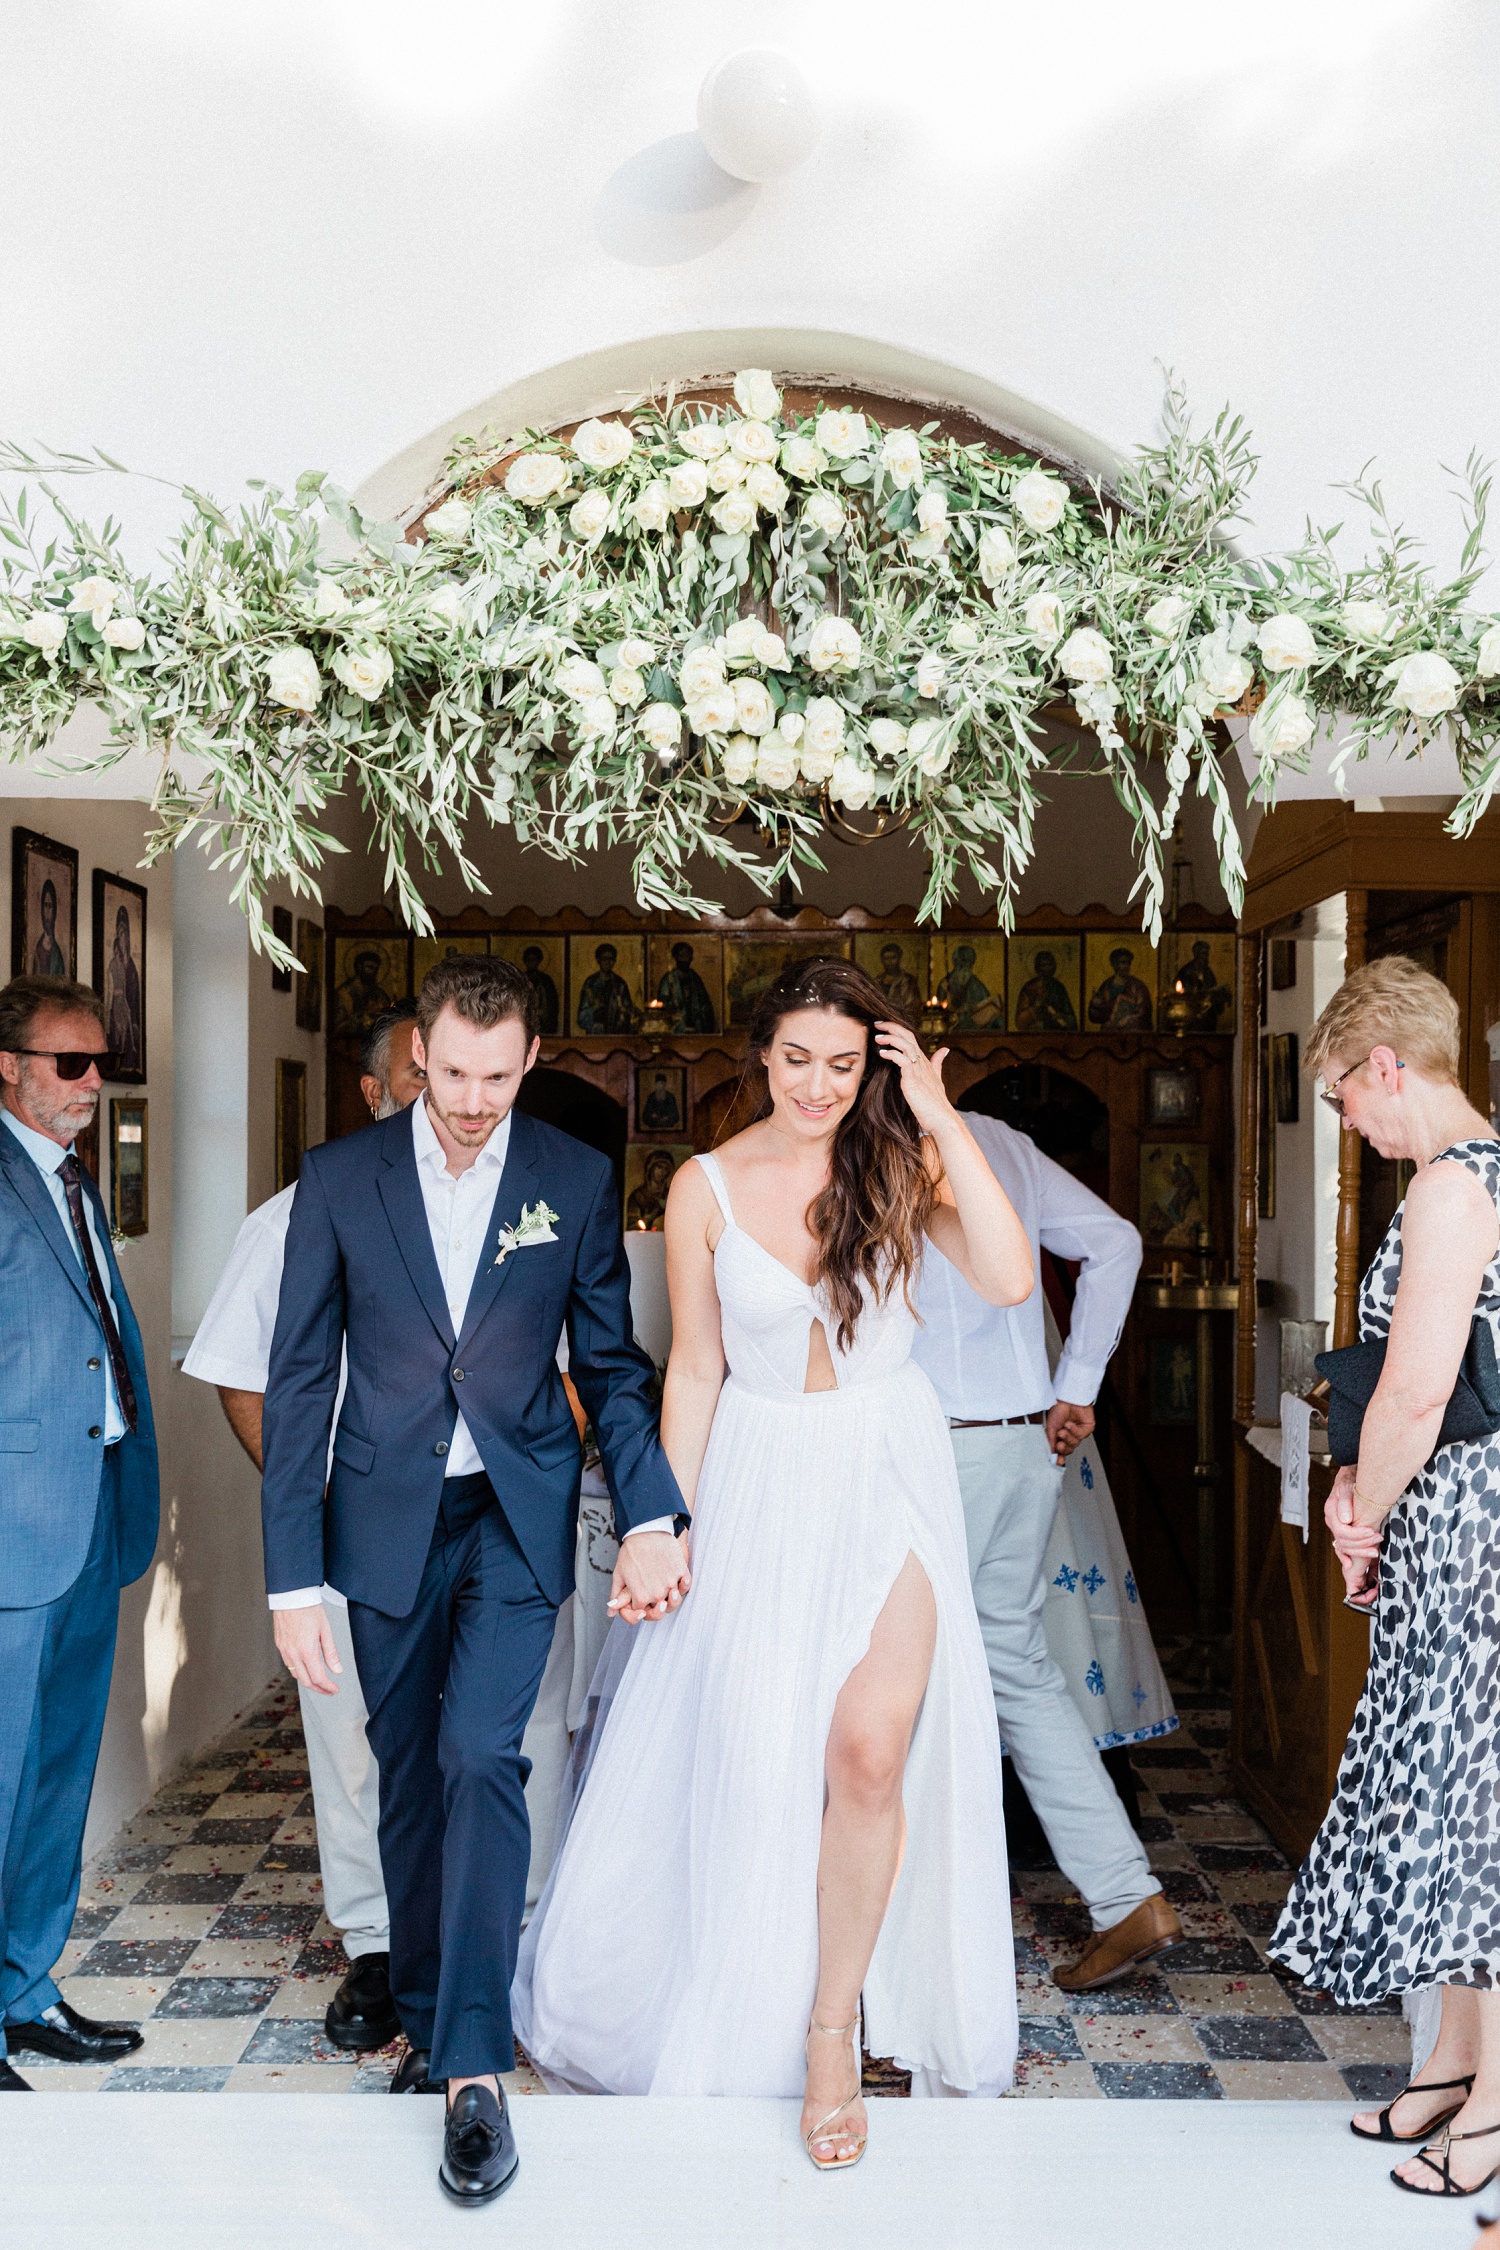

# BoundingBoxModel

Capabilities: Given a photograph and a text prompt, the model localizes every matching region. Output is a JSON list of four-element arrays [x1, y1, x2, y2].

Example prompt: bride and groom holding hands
[[261, 948, 1114, 2204]]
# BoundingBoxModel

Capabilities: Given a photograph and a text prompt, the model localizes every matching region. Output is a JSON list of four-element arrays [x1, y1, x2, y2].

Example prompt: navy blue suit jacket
[[260, 1106, 682, 1617], [0, 1120, 159, 1608]]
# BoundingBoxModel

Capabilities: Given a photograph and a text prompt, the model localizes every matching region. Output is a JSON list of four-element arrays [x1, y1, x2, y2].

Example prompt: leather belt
[[948, 1410, 1048, 1429]]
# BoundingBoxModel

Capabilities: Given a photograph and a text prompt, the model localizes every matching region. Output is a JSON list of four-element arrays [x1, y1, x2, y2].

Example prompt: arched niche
[[957, 1063, 1110, 1201], [514, 1065, 627, 1204]]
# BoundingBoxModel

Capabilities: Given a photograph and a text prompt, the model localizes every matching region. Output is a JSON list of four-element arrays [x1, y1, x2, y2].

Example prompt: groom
[[262, 955, 687, 2203]]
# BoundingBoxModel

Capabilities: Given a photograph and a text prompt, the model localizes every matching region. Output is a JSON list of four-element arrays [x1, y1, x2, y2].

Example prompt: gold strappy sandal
[[804, 2015, 867, 2172]]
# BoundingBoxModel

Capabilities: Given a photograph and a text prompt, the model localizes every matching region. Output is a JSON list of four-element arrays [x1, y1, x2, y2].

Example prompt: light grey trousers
[[950, 1423, 1157, 1933], [297, 1599, 389, 1959]]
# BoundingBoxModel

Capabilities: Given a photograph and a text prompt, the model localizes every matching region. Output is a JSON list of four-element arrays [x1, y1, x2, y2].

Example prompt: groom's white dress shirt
[[1, 1108, 126, 1441]]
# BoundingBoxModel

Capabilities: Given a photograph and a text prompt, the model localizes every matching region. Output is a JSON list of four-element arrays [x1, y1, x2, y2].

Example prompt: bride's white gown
[[513, 1153, 1017, 2098]]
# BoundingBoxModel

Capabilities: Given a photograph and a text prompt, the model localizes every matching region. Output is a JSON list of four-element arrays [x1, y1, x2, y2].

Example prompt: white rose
[[1192, 644, 1254, 713], [1257, 612, 1318, 672], [755, 734, 800, 790], [577, 695, 617, 739], [1248, 692, 1316, 762], [1024, 590, 1064, 644], [723, 616, 762, 660], [780, 436, 826, 480], [708, 453, 747, 491], [1011, 468, 1068, 532], [732, 676, 776, 735], [332, 644, 394, 701], [909, 717, 952, 776], [776, 709, 805, 745], [1144, 594, 1190, 639], [977, 527, 1016, 585], [557, 656, 607, 701], [679, 645, 727, 700], [879, 426, 924, 490], [311, 576, 348, 620], [1058, 627, 1114, 683], [722, 733, 758, 786], [915, 650, 946, 699], [909, 529, 949, 563], [1340, 599, 1393, 643], [869, 718, 908, 760], [638, 701, 682, 756], [755, 631, 788, 669], [425, 582, 466, 629], [816, 409, 870, 459], [22, 610, 66, 656], [667, 459, 709, 508], [1389, 649, 1461, 719], [504, 451, 568, 505], [728, 419, 778, 465], [571, 418, 634, 470], [802, 696, 847, 756], [744, 463, 789, 515], [619, 636, 654, 669], [916, 487, 949, 534], [710, 489, 757, 537], [677, 421, 728, 461], [807, 615, 862, 674], [102, 614, 146, 652], [266, 645, 321, 711], [733, 368, 782, 420], [1476, 623, 1500, 678], [609, 666, 646, 708], [802, 492, 846, 540], [829, 755, 878, 809], [631, 482, 671, 534], [569, 489, 612, 541], [686, 684, 739, 735], [797, 731, 838, 785], [69, 574, 118, 628], [425, 498, 473, 541], [948, 621, 979, 653]]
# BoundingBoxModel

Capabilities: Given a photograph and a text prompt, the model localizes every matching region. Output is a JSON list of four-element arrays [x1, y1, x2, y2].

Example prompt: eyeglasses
[[1319, 1054, 1402, 1114], [8, 1048, 118, 1082]]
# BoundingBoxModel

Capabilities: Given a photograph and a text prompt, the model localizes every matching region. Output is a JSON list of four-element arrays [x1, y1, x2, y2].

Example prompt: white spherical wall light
[[697, 47, 818, 184]]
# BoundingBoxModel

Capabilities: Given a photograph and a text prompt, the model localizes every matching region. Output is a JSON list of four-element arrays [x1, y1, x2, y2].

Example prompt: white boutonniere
[[495, 1199, 561, 1266]]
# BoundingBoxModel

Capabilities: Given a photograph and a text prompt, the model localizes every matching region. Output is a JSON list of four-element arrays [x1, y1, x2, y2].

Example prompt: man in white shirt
[[914, 1112, 1184, 1991], [182, 1004, 426, 2054]]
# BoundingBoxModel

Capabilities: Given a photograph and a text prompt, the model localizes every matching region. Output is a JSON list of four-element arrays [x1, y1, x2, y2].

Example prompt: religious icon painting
[[635, 1062, 688, 1138], [109, 1097, 148, 1237], [1146, 1066, 1200, 1128], [646, 932, 721, 1034], [722, 933, 849, 1030], [1007, 934, 1081, 1033], [1272, 1030, 1300, 1124], [1139, 1141, 1210, 1248], [275, 1058, 307, 1193], [1150, 1336, 1197, 1426], [294, 917, 323, 1034], [12, 826, 78, 981], [571, 933, 646, 1035], [333, 935, 409, 1038], [1270, 937, 1297, 991], [490, 932, 566, 1036], [853, 933, 929, 1029], [1084, 931, 1157, 1033], [412, 932, 488, 992], [91, 869, 147, 1083], [271, 904, 294, 994], [930, 932, 1006, 1031], [623, 1142, 692, 1232], [1160, 930, 1236, 1033]]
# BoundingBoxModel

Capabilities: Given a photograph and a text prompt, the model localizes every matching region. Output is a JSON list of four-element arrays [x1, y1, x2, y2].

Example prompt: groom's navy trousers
[[348, 1473, 557, 2078]]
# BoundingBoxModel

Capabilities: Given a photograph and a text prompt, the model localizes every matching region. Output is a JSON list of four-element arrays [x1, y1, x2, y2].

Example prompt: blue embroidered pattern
[[1082, 1566, 1106, 1595], [1124, 1570, 1139, 1606], [1079, 1455, 1094, 1489], [1052, 1564, 1080, 1594], [1132, 1681, 1148, 1709], [1085, 1660, 1106, 1696]]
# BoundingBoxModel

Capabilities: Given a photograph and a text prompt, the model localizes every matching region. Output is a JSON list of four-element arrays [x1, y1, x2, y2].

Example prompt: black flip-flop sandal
[[1350, 2073, 1475, 2144]]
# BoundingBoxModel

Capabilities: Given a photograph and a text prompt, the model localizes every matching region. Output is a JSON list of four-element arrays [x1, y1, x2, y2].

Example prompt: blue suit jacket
[[261, 1106, 683, 1617], [0, 1121, 159, 1609]]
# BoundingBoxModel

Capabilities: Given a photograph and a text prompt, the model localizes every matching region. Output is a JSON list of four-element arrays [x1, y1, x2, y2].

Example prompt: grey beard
[[372, 1089, 400, 1120]]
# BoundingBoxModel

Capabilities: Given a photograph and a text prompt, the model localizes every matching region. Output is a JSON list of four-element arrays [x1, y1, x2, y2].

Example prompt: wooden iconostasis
[[323, 898, 1237, 1635]]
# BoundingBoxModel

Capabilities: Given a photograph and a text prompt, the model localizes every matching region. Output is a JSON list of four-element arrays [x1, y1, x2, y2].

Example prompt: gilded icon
[[1139, 1141, 1210, 1248], [930, 933, 1006, 1030], [490, 932, 565, 1035], [623, 1142, 692, 1231], [853, 933, 929, 1028], [413, 932, 488, 991], [333, 936, 408, 1038], [1161, 932, 1236, 1032], [1007, 934, 1080, 1033], [92, 869, 147, 1081], [723, 935, 850, 1029], [1084, 932, 1156, 1032], [571, 934, 646, 1034], [635, 1063, 688, 1137], [647, 933, 721, 1033]]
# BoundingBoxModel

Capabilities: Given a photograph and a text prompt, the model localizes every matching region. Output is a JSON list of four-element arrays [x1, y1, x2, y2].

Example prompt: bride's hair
[[745, 956, 936, 1348]]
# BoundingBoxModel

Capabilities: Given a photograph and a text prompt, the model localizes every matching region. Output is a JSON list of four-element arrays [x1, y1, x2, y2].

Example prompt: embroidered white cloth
[[1280, 1391, 1313, 1540]]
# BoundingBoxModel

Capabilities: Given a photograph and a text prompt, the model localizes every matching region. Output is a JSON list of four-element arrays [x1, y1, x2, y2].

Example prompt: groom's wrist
[[621, 1514, 691, 1541]]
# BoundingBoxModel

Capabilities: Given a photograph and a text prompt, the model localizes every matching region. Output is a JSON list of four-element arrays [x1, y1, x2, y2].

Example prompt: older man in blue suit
[[0, 976, 158, 2089]]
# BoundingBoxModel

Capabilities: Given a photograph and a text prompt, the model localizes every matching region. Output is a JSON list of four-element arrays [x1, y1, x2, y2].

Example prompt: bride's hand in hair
[[874, 1020, 954, 1135]]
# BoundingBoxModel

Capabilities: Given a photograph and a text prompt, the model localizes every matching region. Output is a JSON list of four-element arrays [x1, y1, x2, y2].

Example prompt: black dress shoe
[[0, 2061, 33, 2090], [324, 1952, 401, 2052], [440, 2085, 518, 2207], [390, 2045, 447, 2095], [5, 2001, 143, 2063]]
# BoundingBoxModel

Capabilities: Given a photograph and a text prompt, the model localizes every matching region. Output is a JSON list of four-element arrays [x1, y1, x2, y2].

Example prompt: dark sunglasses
[[9, 1047, 119, 1081]]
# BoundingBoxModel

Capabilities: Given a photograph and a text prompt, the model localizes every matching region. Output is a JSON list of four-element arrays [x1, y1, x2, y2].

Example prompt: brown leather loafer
[[1053, 1892, 1183, 1992]]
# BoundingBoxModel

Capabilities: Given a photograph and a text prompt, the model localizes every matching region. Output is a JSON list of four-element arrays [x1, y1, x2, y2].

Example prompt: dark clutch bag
[[1313, 1315, 1500, 1467]]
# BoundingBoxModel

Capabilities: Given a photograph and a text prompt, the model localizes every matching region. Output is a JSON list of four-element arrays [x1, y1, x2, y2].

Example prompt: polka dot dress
[[1271, 1140, 1500, 2006]]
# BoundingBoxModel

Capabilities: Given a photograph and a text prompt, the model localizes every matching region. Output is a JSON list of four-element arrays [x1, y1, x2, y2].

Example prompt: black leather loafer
[[0, 2060, 33, 2090], [440, 2084, 518, 2206], [390, 2044, 447, 2094], [5, 2001, 143, 2063], [324, 1952, 401, 2051]]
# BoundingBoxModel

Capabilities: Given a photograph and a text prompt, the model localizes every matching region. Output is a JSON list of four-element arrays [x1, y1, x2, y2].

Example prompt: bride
[[514, 956, 1032, 2161]]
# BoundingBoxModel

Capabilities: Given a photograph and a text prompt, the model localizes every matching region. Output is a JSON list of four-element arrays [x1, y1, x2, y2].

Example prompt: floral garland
[[1, 371, 1497, 954]]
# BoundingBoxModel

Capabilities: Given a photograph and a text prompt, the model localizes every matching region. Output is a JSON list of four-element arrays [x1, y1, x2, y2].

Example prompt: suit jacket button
[[89, 1425, 103, 1440], [452, 1368, 465, 1382], [434, 1441, 449, 1456], [88, 1357, 102, 1371]]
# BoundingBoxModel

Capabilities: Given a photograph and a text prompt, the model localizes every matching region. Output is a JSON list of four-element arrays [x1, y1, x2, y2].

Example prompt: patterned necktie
[[58, 1152, 138, 1435]]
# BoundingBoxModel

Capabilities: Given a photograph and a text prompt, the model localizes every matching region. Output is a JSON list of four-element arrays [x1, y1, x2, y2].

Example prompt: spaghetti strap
[[694, 1150, 735, 1228]]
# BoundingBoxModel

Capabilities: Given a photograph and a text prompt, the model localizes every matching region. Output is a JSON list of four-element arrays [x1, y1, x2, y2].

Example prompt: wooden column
[[1235, 932, 1262, 1425], [1332, 889, 1368, 1348]]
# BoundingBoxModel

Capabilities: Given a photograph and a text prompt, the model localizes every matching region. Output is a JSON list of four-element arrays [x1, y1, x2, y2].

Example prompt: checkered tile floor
[[26, 1681, 1408, 2100]]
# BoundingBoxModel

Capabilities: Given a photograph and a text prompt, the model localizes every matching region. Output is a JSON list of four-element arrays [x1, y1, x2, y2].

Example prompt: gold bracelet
[[1351, 1483, 1397, 1517]]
